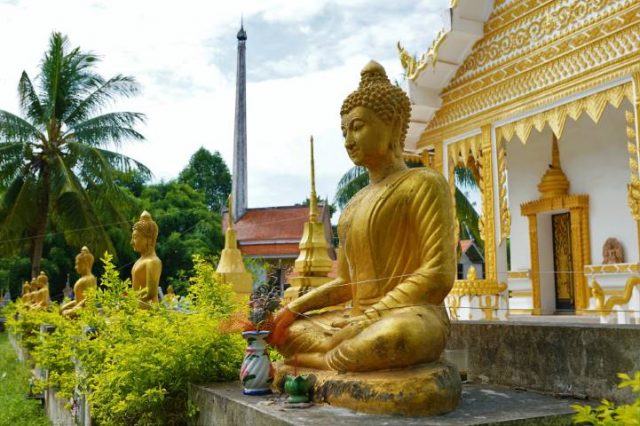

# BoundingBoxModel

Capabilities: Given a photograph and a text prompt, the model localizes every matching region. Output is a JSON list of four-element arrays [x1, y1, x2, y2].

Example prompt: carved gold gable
[[419, 0, 640, 145]]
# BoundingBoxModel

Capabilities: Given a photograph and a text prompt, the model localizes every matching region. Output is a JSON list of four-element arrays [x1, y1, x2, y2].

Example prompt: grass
[[0, 332, 51, 426]]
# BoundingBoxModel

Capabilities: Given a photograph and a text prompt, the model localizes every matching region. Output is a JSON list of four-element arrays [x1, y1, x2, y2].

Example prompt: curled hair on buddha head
[[340, 60, 412, 149], [133, 211, 159, 246], [76, 246, 95, 268]]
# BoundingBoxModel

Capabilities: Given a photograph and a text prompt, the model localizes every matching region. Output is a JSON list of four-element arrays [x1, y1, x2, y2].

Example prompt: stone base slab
[[189, 382, 579, 425], [273, 361, 461, 416]]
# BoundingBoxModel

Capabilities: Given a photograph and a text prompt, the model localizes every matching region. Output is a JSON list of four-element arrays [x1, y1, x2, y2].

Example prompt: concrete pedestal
[[189, 382, 578, 425]]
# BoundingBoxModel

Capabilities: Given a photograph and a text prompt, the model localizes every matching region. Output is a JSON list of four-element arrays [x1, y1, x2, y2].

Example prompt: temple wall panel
[[507, 103, 638, 277]]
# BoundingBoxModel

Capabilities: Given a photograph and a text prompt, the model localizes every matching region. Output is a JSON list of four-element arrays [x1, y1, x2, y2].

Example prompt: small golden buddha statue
[[21, 281, 31, 304], [31, 272, 50, 310], [131, 211, 162, 307], [61, 247, 97, 318], [164, 285, 176, 303], [270, 61, 459, 416]]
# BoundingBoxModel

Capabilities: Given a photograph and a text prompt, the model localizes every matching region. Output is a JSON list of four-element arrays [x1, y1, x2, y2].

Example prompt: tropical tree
[[0, 32, 149, 277], [178, 148, 231, 212]]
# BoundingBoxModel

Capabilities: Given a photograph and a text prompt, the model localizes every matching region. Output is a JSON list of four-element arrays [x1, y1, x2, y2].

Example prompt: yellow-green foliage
[[6, 253, 245, 426], [572, 372, 640, 425]]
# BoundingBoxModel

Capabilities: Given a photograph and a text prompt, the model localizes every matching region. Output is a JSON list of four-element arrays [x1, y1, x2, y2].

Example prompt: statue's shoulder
[[403, 167, 448, 188]]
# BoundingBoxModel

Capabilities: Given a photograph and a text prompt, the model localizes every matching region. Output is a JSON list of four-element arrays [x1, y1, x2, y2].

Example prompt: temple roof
[[401, 0, 640, 149], [401, 0, 494, 152], [222, 205, 334, 259]]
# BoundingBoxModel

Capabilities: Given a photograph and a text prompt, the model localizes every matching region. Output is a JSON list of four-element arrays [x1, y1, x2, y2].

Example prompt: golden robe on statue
[[277, 167, 455, 372]]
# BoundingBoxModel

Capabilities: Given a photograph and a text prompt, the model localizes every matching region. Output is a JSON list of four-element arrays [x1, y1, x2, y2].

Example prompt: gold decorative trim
[[508, 291, 532, 298], [447, 134, 482, 244], [591, 276, 640, 315], [497, 136, 511, 242], [496, 84, 633, 144], [522, 193, 591, 311], [452, 0, 635, 88], [449, 279, 507, 296], [425, 18, 640, 134], [480, 125, 497, 280], [398, 30, 447, 82], [584, 263, 640, 274], [521, 194, 589, 216], [507, 308, 535, 315], [508, 270, 530, 279]]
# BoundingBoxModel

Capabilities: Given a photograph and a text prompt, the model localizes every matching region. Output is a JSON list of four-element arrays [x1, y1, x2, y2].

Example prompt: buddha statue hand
[[269, 307, 298, 346]]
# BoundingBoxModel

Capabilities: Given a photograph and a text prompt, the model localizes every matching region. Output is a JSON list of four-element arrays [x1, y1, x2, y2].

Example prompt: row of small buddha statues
[[19, 210, 164, 317]]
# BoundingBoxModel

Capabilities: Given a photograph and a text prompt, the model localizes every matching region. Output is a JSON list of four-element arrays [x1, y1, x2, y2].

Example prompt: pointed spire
[[537, 134, 570, 198], [227, 194, 234, 231], [237, 15, 247, 41], [551, 133, 561, 169], [309, 136, 319, 223]]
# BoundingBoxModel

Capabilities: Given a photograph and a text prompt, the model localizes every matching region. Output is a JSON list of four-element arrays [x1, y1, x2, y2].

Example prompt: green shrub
[[6, 253, 245, 425], [572, 372, 640, 425]]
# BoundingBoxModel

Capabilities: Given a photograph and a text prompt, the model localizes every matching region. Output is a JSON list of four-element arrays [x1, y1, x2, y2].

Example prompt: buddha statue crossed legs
[[271, 62, 457, 377]]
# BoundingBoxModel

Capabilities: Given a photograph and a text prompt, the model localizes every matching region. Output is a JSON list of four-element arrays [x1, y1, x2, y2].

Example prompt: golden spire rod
[[227, 194, 234, 230], [309, 135, 319, 223], [551, 133, 561, 169]]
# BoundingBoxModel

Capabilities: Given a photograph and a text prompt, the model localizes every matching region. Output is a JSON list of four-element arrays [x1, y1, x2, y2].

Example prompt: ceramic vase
[[240, 330, 273, 395]]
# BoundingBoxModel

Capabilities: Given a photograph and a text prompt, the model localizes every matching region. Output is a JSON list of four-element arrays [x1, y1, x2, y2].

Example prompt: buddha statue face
[[75, 247, 94, 275], [131, 211, 158, 254], [342, 106, 397, 168], [37, 272, 48, 288]]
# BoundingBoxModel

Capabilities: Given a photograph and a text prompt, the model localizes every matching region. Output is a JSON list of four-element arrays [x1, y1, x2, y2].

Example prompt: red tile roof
[[222, 205, 334, 259], [223, 206, 311, 242]]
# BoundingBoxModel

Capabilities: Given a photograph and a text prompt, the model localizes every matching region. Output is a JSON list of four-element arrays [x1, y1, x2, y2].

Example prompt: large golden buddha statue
[[61, 247, 97, 318], [270, 61, 460, 416], [131, 211, 162, 307]]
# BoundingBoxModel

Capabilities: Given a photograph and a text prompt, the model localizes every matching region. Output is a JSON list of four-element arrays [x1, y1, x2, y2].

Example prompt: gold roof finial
[[538, 134, 570, 198], [309, 135, 319, 223]]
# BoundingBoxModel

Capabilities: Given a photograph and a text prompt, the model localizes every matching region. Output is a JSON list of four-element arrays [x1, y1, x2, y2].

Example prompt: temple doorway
[[552, 213, 575, 313]]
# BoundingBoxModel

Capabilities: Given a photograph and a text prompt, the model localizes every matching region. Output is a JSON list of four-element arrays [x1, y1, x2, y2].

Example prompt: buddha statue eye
[[351, 120, 364, 132]]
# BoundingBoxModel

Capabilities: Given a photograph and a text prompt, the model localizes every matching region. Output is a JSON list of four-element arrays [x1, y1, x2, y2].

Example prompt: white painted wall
[[506, 103, 638, 280]]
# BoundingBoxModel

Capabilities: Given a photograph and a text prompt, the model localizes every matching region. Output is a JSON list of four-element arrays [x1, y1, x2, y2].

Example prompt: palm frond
[[68, 111, 146, 147], [0, 143, 29, 189], [454, 166, 478, 190], [18, 72, 44, 124], [64, 74, 140, 125], [48, 152, 114, 255], [334, 166, 369, 209], [40, 32, 104, 121], [0, 174, 39, 253], [455, 187, 483, 251], [66, 142, 151, 187], [0, 110, 45, 143]]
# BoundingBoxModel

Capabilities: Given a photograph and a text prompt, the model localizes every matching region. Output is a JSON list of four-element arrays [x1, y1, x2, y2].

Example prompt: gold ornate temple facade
[[400, 0, 640, 322]]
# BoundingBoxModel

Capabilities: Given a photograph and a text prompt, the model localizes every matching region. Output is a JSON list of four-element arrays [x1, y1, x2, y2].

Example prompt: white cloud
[[0, 0, 448, 208]]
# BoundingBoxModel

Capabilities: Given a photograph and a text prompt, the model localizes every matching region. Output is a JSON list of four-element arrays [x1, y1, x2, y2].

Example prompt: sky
[[0, 0, 448, 208]]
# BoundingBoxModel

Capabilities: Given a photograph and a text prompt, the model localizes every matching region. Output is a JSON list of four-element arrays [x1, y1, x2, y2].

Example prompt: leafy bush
[[572, 372, 640, 425], [6, 254, 245, 425]]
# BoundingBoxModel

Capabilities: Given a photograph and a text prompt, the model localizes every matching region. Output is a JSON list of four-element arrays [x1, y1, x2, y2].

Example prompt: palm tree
[[0, 32, 150, 277], [334, 163, 482, 250]]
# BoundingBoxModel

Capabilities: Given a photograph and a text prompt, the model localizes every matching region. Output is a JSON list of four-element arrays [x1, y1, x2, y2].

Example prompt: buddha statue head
[[75, 246, 95, 275], [22, 281, 30, 295], [602, 238, 624, 264], [131, 211, 159, 254], [340, 61, 411, 169], [37, 271, 48, 288]]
